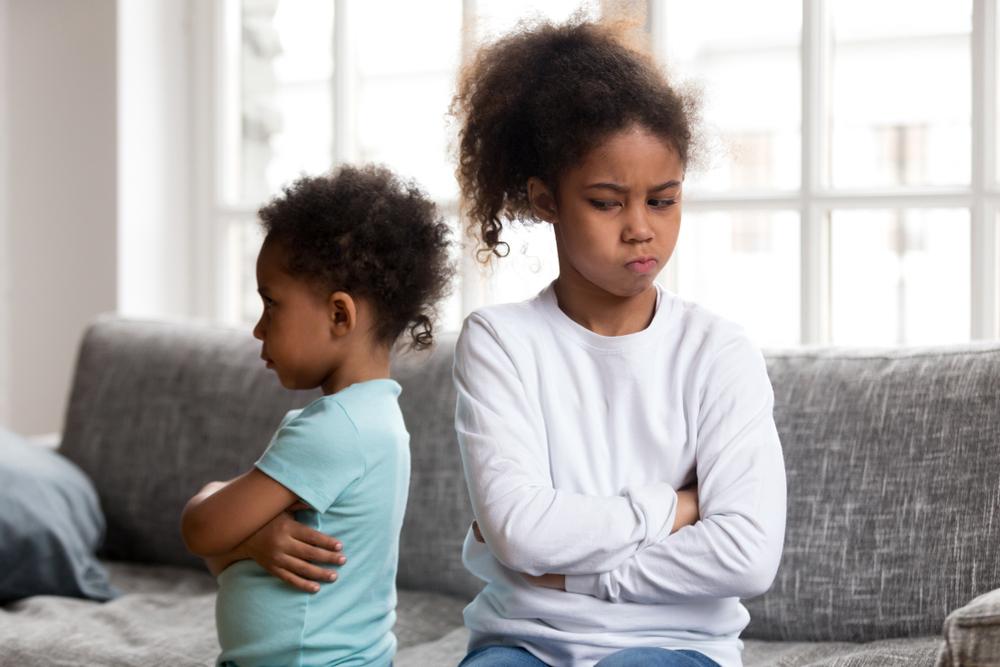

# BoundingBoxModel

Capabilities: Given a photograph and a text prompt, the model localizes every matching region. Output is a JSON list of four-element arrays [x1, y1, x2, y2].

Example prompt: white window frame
[[192, 0, 1000, 343], [651, 0, 1000, 343]]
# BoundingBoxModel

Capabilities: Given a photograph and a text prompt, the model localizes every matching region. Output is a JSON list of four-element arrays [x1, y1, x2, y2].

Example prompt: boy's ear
[[328, 291, 357, 336], [527, 177, 558, 224]]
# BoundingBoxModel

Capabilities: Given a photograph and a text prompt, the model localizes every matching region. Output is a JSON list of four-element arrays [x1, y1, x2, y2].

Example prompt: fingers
[[287, 501, 311, 512], [272, 566, 323, 593], [294, 524, 343, 552], [277, 555, 339, 585], [293, 542, 347, 566], [472, 521, 485, 543]]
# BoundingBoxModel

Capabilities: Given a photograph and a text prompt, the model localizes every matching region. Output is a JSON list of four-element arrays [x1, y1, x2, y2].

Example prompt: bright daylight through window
[[210, 0, 1000, 347]]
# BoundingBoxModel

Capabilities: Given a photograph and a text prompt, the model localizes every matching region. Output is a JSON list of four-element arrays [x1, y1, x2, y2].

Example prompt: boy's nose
[[252, 319, 264, 340]]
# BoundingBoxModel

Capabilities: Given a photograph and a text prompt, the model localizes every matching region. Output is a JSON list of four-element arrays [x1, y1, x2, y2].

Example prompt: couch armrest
[[936, 587, 1000, 667]]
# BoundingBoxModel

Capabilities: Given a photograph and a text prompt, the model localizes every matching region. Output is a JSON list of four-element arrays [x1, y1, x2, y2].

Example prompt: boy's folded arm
[[455, 315, 679, 577], [181, 468, 299, 557]]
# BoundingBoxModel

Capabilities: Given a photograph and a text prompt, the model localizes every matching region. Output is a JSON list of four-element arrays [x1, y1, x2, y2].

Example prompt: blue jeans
[[458, 645, 721, 666]]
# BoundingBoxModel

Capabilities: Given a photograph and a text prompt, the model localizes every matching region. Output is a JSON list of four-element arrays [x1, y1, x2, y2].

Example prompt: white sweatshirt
[[453, 282, 786, 667]]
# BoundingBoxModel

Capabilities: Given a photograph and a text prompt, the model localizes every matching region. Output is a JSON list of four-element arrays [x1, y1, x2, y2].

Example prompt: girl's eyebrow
[[257, 286, 271, 296], [584, 180, 682, 192]]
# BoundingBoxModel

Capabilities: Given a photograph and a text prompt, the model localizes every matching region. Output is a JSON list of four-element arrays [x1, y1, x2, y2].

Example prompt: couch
[[1, 316, 998, 666]]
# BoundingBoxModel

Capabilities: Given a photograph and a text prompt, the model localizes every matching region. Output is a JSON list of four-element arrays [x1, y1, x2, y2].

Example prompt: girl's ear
[[328, 291, 358, 337], [527, 177, 558, 224]]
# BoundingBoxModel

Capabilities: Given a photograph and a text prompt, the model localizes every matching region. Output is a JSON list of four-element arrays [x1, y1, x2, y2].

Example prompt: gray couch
[[1, 316, 998, 666]]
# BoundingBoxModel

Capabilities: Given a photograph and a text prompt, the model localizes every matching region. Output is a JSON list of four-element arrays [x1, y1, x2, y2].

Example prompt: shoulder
[[456, 292, 548, 356], [659, 292, 770, 401], [280, 396, 360, 445], [666, 291, 762, 365]]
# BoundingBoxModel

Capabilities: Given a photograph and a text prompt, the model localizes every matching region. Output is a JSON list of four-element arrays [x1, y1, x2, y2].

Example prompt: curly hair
[[258, 165, 453, 351], [452, 16, 699, 259]]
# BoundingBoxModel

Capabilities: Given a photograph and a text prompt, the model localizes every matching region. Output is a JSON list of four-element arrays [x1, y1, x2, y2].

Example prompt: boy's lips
[[626, 257, 658, 274]]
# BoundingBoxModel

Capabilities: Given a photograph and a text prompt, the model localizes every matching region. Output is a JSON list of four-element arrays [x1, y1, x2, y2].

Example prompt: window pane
[[671, 210, 801, 346], [479, 222, 559, 307], [474, 0, 587, 39], [353, 1, 462, 201], [828, 1, 971, 188], [237, 0, 335, 204], [223, 217, 266, 327], [662, 0, 801, 192], [830, 209, 970, 345]]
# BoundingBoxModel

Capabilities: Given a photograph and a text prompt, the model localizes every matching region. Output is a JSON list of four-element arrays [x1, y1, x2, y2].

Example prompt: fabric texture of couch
[[2, 316, 998, 666]]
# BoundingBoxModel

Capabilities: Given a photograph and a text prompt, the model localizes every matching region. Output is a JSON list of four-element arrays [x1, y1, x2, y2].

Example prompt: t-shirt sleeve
[[254, 401, 366, 513]]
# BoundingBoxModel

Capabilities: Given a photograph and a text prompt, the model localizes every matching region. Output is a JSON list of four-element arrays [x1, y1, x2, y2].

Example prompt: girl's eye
[[648, 198, 677, 208], [589, 199, 621, 211]]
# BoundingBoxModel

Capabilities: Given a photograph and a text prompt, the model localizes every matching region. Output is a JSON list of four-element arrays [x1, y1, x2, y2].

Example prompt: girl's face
[[252, 239, 339, 390], [533, 124, 684, 299]]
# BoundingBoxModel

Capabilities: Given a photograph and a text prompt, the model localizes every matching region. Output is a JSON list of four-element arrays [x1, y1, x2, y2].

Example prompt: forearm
[[467, 460, 680, 576], [566, 436, 786, 604], [203, 542, 251, 576], [181, 470, 297, 557]]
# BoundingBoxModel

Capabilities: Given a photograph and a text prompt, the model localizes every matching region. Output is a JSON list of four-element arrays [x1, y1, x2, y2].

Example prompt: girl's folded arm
[[456, 314, 680, 577], [564, 336, 788, 604], [181, 469, 298, 557]]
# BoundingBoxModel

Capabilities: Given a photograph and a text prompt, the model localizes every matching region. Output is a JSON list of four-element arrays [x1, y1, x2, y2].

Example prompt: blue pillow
[[0, 426, 117, 603]]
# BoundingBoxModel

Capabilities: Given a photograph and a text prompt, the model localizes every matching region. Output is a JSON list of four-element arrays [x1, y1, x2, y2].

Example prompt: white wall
[[118, 0, 196, 320], [4, 0, 118, 436], [0, 0, 10, 428]]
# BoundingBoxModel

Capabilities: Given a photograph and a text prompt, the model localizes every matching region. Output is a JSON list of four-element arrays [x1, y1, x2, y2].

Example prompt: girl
[[180, 165, 452, 667], [451, 18, 787, 667]]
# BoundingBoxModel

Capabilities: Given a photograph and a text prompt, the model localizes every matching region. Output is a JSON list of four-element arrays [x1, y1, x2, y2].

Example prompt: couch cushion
[[59, 316, 480, 601], [391, 336, 482, 600], [744, 343, 1000, 642], [59, 317, 319, 569], [0, 561, 467, 667], [936, 587, 1000, 667], [0, 426, 116, 603]]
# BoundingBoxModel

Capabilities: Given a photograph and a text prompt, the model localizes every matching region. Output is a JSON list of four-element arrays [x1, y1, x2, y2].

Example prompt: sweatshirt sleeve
[[564, 332, 787, 603], [455, 312, 679, 577]]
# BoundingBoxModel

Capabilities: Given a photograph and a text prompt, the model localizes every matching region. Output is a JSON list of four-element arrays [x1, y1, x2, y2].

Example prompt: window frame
[[652, 0, 1000, 343], [194, 0, 1000, 342]]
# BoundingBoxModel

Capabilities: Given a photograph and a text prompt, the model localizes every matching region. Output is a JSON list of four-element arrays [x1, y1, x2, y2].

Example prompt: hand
[[673, 484, 700, 533], [243, 502, 347, 593], [472, 522, 566, 591], [522, 573, 566, 590]]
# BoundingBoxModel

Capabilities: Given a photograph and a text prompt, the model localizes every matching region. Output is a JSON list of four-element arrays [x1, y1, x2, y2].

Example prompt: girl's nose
[[252, 317, 264, 340], [622, 205, 654, 243]]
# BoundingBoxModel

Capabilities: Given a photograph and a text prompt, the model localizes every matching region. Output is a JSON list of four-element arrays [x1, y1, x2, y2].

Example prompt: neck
[[320, 343, 392, 395], [552, 274, 657, 337]]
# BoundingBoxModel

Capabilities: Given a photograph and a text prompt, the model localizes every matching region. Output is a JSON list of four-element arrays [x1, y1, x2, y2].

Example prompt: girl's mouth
[[626, 258, 657, 274]]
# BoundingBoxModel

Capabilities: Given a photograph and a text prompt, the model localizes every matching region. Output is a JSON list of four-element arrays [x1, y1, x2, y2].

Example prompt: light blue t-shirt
[[215, 378, 410, 667]]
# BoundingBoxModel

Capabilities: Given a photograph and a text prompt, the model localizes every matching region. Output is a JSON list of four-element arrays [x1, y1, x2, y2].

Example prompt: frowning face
[[536, 124, 684, 299]]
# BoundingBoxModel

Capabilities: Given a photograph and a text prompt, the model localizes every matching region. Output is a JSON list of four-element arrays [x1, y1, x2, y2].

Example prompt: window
[[201, 0, 1000, 345], [656, 0, 999, 345]]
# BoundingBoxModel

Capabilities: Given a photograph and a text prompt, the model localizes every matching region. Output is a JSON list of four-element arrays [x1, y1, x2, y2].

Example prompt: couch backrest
[[61, 318, 1000, 640], [59, 316, 481, 599], [744, 344, 1000, 642]]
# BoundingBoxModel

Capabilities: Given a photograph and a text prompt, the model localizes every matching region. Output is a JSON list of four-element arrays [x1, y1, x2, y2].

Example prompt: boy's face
[[252, 239, 339, 390], [543, 124, 684, 299]]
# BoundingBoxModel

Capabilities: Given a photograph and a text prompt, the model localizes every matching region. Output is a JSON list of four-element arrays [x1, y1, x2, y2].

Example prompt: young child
[[451, 18, 787, 667], [180, 165, 452, 667]]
